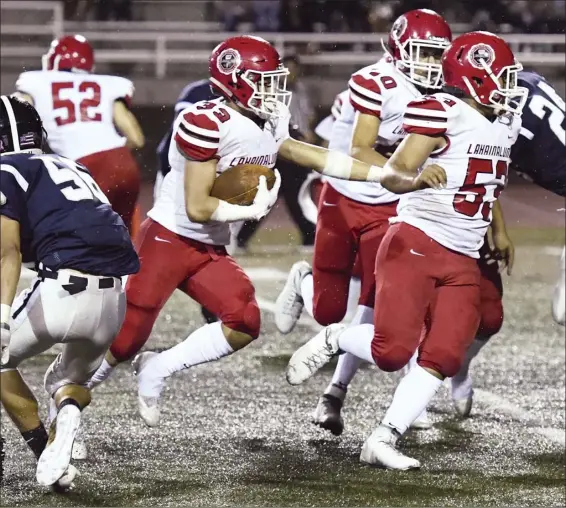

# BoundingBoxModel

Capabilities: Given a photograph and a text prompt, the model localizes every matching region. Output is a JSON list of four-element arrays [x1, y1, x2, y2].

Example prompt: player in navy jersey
[[0, 96, 139, 488]]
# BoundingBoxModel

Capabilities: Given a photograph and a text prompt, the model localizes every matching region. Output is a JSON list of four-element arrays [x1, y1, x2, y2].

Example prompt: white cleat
[[410, 409, 433, 430], [71, 436, 88, 460], [275, 261, 311, 334], [286, 324, 343, 385], [36, 405, 81, 486], [360, 426, 421, 470], [451, 375, 473, 417], [132, 352, 161, 427], [52, 464, 78, 492]]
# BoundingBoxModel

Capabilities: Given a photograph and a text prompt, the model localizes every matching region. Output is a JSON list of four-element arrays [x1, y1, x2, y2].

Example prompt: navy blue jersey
[[0, 152, 139, 276], [511, 71, 566, 197], [156, 79, 217, 177]]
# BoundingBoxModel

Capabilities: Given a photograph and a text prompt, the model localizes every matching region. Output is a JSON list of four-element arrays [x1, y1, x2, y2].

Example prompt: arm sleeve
[[402, 97, 449, 137], [348, 73, 383, 118], [174, 109, 220, 162]]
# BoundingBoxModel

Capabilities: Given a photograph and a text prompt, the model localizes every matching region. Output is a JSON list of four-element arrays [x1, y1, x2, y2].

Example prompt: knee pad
[[224, 298, 261, 340], [477, 299, 504, 338], [419, 348, 462, 379], [371, 342, 414, 372], [313, 300, 347, 327], [110, 303, 158, 362]]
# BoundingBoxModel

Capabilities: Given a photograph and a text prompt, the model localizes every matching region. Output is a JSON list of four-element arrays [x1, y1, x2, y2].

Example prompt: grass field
[[1, 228, 565, 507]]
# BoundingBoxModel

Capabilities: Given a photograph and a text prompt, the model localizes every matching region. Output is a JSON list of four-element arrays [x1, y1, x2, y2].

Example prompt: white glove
[[1, 323, 10, 365], [267, 169, 281, 209]]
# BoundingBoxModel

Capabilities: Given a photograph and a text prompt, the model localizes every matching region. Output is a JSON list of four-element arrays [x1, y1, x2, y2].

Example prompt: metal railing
[[2, 1, 565, 79]]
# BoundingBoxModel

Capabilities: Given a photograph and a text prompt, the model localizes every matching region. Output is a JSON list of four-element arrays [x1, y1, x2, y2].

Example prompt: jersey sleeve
[[0, 164, 28, 222], [402, 97, 450, 137], [348, 72, 383, 118], [15, 71, 38, 100], [112, 77, 135, 108], [174, 106, 220, 162]]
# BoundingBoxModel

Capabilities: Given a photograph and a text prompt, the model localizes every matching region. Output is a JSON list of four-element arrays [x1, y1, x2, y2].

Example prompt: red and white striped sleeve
[[402, 97, 449, 137], [330, 91, 345, 120], [174, 110, 220, 161], [348, 73, 382, 118]]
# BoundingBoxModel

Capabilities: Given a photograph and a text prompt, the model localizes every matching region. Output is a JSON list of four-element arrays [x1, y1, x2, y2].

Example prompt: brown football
[[210, 164, 276, 206]]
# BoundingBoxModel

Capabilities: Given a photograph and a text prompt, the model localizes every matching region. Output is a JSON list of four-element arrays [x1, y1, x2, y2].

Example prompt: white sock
[[300, 273, 314, 318], [139, 322, 234, 397], [337, 323, 375, 364], [452, 337, 488, 382], [325, 305, 374, 397], [344, 277, 361, 320], [86, 359, 115, 390], [382, 365, 442, 435]]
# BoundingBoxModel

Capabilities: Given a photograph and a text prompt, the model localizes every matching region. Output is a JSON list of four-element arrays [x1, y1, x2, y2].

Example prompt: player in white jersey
[[286, 31, 526, 470], [82, 35, 392, 427], [275, 9, 452, 435], [15, 35, 144, 235]]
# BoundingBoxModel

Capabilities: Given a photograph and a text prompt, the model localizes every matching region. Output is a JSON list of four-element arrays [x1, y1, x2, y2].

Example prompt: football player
[[286, 31, 526, 469], [14, 35, 144, 236], [449, 70, 566, 414], [0, 96, 139, 486], [276, 9, 453, 433], [84, 35, 423, 428]]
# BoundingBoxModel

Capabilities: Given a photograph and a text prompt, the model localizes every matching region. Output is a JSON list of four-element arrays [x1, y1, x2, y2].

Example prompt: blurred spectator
[[95, 0, 132, 21], [63, 0, 91, 21], [253, 0, 281, 31]]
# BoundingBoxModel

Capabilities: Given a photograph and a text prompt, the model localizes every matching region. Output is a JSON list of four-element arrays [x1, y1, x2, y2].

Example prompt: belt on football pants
[[38, 269, 120, 296]]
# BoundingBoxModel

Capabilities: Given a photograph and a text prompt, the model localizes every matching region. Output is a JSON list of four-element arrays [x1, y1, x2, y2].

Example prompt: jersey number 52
[[52, 81, 102, 126]]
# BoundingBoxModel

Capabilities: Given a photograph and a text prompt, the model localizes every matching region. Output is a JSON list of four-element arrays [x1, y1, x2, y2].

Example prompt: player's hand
[[250, 176, 273, 220], [414, 164, 447, 190], [0, 323, 10, 365], [492, 230, 515, 276]]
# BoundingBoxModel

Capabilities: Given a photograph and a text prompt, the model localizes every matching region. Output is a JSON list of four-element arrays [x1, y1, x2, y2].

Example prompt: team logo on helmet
[[391, 16, 408, 40], [468, 43, 495, 69], [217, 48, 241, 75]]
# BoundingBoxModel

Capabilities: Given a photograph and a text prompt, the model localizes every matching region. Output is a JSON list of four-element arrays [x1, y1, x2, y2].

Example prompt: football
[[210, 164, 276, 206]]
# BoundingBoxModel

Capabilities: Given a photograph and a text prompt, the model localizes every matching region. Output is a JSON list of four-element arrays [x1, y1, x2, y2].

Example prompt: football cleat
[[286, 323, 343, 385], [36, 404, 81, 486], [71, 431, 88, 461], [451, 375, 473, 417], [360, 426, 421, 470], [132, 352, 161, 427], [275, 261, 311, 334], [51, 464, 78, 493], [312, 394, 344, 436]]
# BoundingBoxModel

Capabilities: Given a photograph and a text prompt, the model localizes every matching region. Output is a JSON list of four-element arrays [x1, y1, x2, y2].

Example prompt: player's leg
[[451, 246, 503, 416], [275, 183, 355, 333], [552, 246, 565, 325], [133, 250, 260, 426], [86, 219, 192, 389], [36, 280, 125, 486], [362, 258, 480, 470]]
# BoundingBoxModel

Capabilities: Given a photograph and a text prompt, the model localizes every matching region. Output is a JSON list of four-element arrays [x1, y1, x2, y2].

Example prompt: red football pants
[[78, 146, 141, 236], [477, 242, 504, 338], [312, 182, 397, 325], [371, 223, 481, 378], [110, 219, 260, 362]]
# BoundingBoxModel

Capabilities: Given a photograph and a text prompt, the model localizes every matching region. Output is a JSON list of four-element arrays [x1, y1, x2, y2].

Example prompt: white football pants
[[552, 246, 565, 326], [1, 270, 126, 395]]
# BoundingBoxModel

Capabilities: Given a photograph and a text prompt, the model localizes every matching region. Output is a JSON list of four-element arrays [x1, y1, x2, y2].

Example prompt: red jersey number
[[453, 158, 508, 221], [52, 81, 102, 126], [369, 71, 397, 90], [196, 102, 231, 123]]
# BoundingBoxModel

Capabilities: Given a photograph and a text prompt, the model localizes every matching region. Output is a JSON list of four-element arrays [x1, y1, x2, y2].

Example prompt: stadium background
[[0, 2, 564, 506]]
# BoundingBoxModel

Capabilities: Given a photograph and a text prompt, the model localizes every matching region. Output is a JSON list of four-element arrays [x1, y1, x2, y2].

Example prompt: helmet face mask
[[209, 36, 292, 120]]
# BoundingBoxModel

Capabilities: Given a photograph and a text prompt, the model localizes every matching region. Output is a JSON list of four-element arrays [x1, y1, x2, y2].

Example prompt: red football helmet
[[385, 9, 452, 89], [42, 35, 94, 73], [442, 31, 528, 114], [209, 36, 291, 119]]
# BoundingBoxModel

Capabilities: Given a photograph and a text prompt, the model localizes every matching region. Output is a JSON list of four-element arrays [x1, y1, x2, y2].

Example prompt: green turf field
[[1, 234, 564, 507]]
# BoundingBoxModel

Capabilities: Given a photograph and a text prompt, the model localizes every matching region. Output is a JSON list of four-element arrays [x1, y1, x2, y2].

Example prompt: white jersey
[[314, 90, 349, 142], [327, 58, 420, 204], [149, 98, 282, 245], [16, 70, 133, 160], [392, 93, 522, 258]]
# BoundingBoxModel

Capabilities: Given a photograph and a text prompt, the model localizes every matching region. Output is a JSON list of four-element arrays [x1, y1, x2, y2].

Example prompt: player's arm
[[113, 100, 145, 149], [0, 214, 21, 363], [350, 112, 388, 167], [381, 133, 446, 194], [490, 199, 514, 275], [278, 137, 381, 182]]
